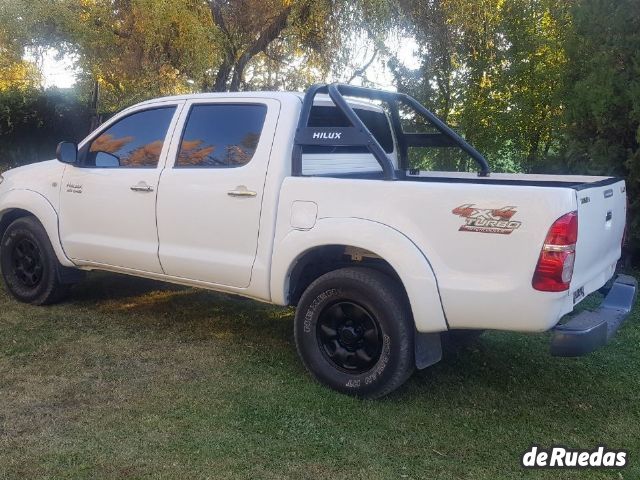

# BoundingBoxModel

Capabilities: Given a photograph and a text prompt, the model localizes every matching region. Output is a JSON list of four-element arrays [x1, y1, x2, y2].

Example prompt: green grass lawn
[[0, 271, 638, 479]]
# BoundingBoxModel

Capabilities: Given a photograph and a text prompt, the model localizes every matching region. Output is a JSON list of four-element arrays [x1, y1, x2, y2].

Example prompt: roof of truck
[[133, 91, 385, 112]]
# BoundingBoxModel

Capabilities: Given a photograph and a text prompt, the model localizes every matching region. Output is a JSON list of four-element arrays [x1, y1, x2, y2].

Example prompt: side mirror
[[56, 141, 78, 165]]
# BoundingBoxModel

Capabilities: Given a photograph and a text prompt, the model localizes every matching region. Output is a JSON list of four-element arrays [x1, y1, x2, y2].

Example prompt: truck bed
[[311, 168, 621, 190], [403, 171, 621, 190], [277, 173, 626, 333]]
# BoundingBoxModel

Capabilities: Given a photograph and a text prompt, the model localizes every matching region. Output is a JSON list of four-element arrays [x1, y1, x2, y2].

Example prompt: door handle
[[227, 186, 257, 198], [130, 182, 154, 192]]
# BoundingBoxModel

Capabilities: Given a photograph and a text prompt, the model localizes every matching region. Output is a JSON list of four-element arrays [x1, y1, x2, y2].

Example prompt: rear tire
[[1, 216, 71, 305], [294, 267, 414, 398]]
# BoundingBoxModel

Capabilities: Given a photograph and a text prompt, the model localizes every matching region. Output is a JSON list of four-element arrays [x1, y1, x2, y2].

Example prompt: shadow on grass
[[63, 271, 639, 410], [63, 271, 294, 347]]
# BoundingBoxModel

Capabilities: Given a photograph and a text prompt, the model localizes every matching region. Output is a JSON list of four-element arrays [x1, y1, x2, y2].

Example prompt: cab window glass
[[85, 107, 176, 168], [176, 104, 267, 168], [302, 106, 394, 154]]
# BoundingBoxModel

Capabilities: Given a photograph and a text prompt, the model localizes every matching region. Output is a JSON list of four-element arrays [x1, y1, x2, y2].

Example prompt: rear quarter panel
[[276, 177, 579, 332]]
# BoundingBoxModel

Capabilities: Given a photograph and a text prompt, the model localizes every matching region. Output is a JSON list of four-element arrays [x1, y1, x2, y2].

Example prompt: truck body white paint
[[0, 91, 626, 335]]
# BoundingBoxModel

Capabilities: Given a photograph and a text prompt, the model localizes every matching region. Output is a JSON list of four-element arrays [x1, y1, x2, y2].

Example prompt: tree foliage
[[1, 0, 639, 260], [9, 0, 375, 109], [0, 89, 90, 168], [208, 0, 330, 91], [390, 0, 571, 172], [20, 0, 218, 110], [562, 0, 640, 259], [0, 0, 42, 91]]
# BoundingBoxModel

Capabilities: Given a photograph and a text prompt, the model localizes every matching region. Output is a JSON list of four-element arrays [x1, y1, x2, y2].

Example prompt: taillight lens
[[532, 211, 578, 292]]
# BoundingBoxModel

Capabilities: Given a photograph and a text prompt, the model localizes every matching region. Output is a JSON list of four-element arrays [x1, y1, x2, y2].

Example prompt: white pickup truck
[[0, 84, 635, 398]]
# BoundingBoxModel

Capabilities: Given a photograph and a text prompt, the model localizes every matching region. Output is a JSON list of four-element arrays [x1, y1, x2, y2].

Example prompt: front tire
[[1, 216, 71, 305], [294, 267, 414, 398]]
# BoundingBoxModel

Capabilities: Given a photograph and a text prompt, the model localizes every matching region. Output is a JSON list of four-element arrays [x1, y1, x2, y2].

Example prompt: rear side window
[[302, 106, 394, 154], [176, 104, 267, 168], [85, 107, 176, 168]]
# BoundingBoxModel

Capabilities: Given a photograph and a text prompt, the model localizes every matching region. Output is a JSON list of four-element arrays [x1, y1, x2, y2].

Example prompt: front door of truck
[[59, 103, 182, 273], [156, 98, 280, 288]]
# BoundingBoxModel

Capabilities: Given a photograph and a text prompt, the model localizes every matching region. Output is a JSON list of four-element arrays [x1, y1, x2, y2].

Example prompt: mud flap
[[415, 331, 443, 369]]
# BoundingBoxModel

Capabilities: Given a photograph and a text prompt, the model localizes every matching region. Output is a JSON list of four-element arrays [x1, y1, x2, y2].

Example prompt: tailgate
[[572, 179, 627, 301]]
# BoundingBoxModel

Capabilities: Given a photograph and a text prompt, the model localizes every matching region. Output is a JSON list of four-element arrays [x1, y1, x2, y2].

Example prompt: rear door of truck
[[156, 97, 280, 288], [571, 179, 627, 301]]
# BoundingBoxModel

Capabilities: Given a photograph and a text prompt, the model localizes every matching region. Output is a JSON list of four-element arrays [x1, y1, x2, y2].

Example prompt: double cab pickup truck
[[0, 84, 636, 398]]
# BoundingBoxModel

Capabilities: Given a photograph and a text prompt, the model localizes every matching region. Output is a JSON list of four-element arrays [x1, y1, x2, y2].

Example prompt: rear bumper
[[551, 274, 637, 357]]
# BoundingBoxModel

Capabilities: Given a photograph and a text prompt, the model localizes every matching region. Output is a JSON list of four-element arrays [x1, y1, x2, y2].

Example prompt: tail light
[[532, 211, 578, 292]]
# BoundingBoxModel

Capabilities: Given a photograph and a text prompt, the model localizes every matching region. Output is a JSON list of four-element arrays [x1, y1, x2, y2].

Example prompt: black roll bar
[[292, 83, 491, 179]]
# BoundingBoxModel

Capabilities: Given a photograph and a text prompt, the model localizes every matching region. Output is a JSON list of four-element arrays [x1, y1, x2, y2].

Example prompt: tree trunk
[[88, 78, 100, 133], [229, 58, 248, 92], [209, 0, 235, 92], [227, 4, 293, 91], [526, 131, 541, 172], [213, 59, 232, 92]]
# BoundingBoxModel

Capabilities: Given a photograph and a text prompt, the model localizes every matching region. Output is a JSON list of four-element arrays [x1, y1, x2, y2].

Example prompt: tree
[[209, 0, 297, 91], [57, 0, 217, 110], [6, 0, 220, 111], [498, 0, 571, 171], [0, 0, 42, 91], [562, 0, 640, 260], [389, 0, 571, 172], [207, 0, 364, 91], [11, 0, 369, 103]]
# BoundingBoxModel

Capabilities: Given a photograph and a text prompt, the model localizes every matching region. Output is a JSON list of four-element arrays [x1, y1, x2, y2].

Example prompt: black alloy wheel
[[294, 267, 415, 398], [1, 216, 74, 305], [316, 300, 382, 374], [11, 237, 44, 288]]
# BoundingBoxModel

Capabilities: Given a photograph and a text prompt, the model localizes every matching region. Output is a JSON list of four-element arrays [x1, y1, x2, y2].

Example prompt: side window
[[84, 107, 176, 168], [300, 105, 395, 176], [176, 104, 267, 168], [302, 106, 394, 154]]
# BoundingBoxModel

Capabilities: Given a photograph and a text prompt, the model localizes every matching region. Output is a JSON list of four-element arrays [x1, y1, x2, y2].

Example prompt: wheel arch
[[271, 217, 447, 332], [0, 189, 75, 267], [286, 244, 408, 306]]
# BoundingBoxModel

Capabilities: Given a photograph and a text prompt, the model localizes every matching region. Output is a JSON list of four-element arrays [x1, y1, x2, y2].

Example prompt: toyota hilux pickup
[[0, 84, 636, 398]]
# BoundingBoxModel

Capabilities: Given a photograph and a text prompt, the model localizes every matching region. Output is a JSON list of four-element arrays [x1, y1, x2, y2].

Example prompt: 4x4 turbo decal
[[452, 204, 522, 234]]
